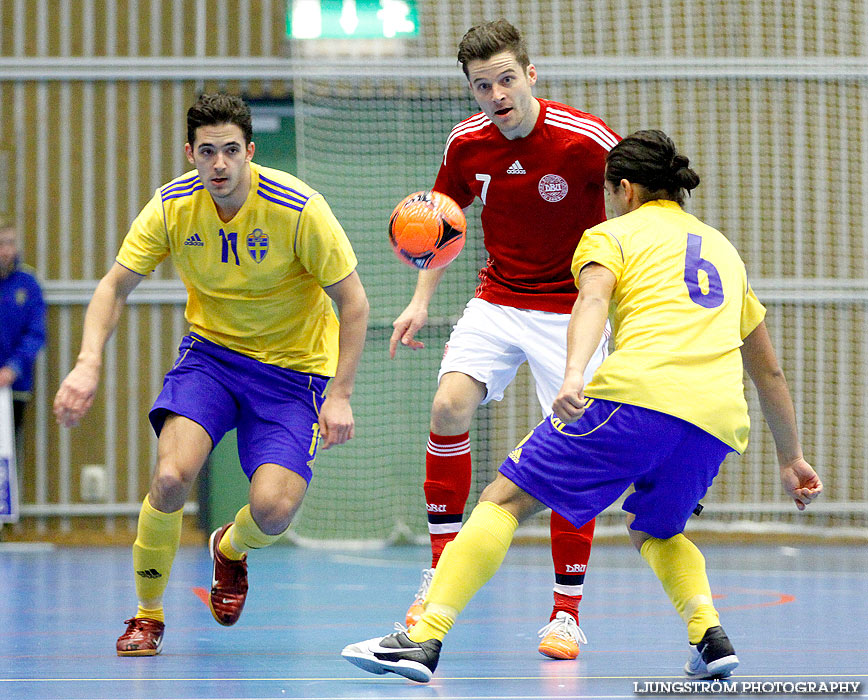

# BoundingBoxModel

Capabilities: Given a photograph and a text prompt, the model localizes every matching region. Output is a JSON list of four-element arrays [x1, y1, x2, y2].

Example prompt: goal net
[[284, 1, 868, 544]]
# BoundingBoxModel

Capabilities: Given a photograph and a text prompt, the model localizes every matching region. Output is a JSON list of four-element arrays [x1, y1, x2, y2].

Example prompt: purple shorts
[[149, 333, 328, 483], [499, 399, 733, 539]]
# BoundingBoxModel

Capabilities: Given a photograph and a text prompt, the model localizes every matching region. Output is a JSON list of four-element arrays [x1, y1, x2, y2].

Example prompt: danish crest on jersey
[[538, 174, 568, 202], [246, 229, 269, 263]]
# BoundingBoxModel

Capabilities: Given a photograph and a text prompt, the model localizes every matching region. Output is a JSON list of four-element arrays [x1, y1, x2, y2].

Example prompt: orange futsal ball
[[388, 190, 467, 270]]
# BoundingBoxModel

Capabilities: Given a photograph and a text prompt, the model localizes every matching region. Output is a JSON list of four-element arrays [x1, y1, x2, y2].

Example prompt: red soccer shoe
[[208, 523, 249, 626], [116, 617, 165, 656]]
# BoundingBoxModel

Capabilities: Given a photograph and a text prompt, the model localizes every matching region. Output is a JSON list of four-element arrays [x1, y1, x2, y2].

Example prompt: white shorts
[[438, 298, 610, 415]]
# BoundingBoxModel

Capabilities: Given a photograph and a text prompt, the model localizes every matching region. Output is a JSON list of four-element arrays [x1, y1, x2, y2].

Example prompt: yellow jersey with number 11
[[116, 162, 358, 376]]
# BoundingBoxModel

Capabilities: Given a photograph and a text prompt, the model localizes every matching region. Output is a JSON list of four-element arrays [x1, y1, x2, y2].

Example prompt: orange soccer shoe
[[537, 611, 587, 660], [208, 523, 249, 626], [116, 617, 165, 656], [405, 568, 434, 627]]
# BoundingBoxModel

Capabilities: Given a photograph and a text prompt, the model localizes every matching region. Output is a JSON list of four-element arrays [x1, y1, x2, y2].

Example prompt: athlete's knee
[[149, 464, 197, 511], [478, 474, 542, 522], [248, 465, 308, 534], [430, 389, 477, 434], [249, 478, 306, 535], [626, 515, 652, 551], [248, 494, 297, 535]]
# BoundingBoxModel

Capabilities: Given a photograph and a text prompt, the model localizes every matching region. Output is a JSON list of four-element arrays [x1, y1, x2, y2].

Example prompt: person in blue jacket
[[0, 217, 46, 443]]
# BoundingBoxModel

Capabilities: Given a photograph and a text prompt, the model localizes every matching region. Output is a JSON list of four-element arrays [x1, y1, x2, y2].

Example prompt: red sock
[[549, 511, 595, 622], [423, 431, 472, 568]]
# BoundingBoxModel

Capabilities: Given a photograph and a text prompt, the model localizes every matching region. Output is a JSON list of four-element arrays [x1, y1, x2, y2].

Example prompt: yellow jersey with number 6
[[116, 162, 357, 375], [572, 199, 765, 453]]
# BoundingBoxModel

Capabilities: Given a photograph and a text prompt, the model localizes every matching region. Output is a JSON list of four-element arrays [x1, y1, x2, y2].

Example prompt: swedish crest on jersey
[[246, 229, 269, 263]]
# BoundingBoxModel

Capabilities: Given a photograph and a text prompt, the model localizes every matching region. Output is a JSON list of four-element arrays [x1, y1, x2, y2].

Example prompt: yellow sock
[[132, 495, 183, 609], [640, 534, 720, 644], [218, 504, 286, 561], [408, 501, 518, 643], [135, 605, 165, 623]]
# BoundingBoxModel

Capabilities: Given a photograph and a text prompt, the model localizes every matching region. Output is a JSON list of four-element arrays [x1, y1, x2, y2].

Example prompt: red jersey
[[433, 98, 619, 313]]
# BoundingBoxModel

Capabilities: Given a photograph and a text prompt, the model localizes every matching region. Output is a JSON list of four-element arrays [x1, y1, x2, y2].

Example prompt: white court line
[[5, 677, 865, 700], [4, 673, 866, 682]]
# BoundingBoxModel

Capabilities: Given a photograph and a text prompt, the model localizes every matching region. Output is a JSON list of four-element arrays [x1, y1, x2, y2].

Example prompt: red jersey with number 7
[[433, 98, 619, 314]]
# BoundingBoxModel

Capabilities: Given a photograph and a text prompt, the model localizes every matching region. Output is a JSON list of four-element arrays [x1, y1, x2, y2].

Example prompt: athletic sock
[[423, 431, 472, 568], [219, 504, 286, 560], [408, 500, 517, 643], [135, 605, 165, 623], [640, 534, 720, 644], [549, 511, 595, 622], [132, 495, 183, 610]]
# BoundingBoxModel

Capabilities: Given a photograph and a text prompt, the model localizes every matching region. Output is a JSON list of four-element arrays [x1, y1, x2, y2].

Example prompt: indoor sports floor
[[1, 542, 866, 700]]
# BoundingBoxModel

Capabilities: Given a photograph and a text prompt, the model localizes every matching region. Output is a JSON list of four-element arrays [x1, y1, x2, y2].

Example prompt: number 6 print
[[684, 233, 723, 308]]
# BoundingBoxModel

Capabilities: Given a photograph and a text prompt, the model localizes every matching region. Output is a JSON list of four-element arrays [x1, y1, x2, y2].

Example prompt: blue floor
[[0, 542, 866, 699]]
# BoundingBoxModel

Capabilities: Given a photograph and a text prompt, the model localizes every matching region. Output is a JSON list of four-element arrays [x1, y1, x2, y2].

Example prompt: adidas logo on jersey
[[184, 233, 204, 247], [506, 160, 526, 174]]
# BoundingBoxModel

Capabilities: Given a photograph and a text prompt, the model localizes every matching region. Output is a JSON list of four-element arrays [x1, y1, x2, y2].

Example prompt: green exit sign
[[289, 0, 419, 39]]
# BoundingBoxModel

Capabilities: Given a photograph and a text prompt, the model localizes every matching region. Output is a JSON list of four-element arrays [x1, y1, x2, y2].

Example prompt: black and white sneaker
[[684, 626, 739, 679], [342, 629, 442, 683]]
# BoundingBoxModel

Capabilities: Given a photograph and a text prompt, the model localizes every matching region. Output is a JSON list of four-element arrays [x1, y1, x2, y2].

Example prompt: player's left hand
[[318, 394, 355, 449], [779, 457, 823, 510]]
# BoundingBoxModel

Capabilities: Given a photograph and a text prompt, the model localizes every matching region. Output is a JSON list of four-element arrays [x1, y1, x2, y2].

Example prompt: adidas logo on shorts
[[184, 233, 204, 246], [506, 160, 526, 174]]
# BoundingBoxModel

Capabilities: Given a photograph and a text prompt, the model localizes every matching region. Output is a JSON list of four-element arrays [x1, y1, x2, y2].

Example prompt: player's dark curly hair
[[186, 93, 253, 147], [605, 129, 700, 206], [457, 19, 530, 80]]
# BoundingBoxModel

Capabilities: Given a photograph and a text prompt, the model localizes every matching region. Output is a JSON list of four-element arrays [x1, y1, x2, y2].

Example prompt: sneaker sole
[[117, 636, 163, 657], [117, 647, 161, 657], [684, 654, 739, 679], [707, 654, 739, 678], [341, 648, 433, 683], [538, 641, 579, 660]]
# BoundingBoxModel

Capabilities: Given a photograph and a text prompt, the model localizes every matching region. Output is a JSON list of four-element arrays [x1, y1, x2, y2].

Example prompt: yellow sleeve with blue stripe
[[740, 285, 765, 339], [116, 191, 170, 275], [295, 194, 358, 288], [571, 228, 624, 286]]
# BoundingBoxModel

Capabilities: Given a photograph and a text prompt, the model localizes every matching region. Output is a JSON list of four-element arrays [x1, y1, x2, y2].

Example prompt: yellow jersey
[[116, 162, 358, 375], [572, 200, 766, 453]]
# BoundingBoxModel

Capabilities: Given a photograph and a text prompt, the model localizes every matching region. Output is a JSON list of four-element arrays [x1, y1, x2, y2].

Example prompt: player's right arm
[[390, 135, 474, 359], [389, 267, 447, 358], [53, 263, 144, 427], [740, 319, 823, 510], [553, 262, 616, 423]]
